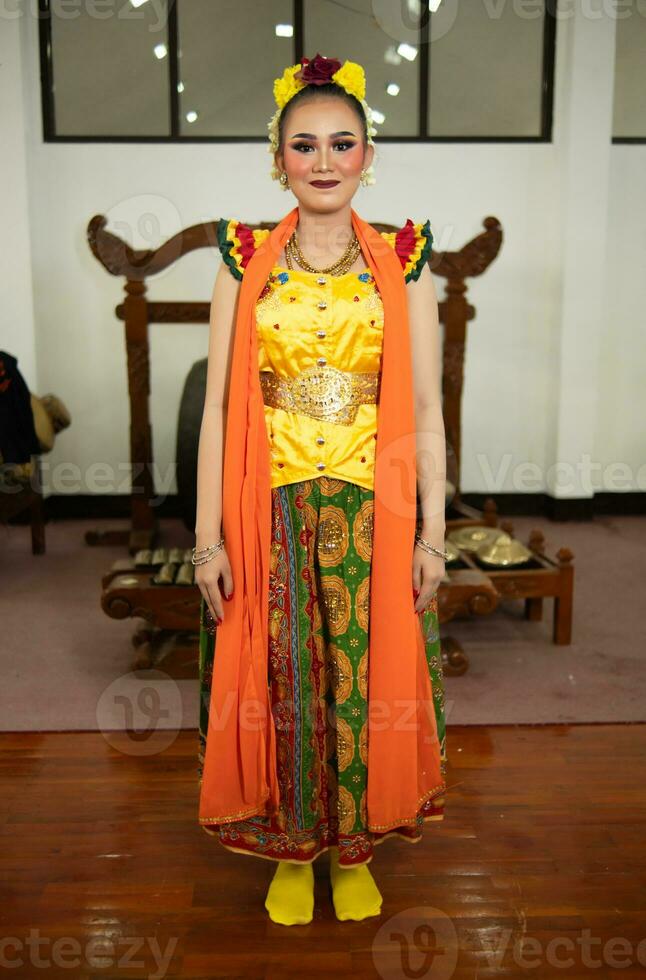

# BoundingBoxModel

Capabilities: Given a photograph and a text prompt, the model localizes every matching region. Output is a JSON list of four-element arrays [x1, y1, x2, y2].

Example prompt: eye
[[289, 140, 356, 153]]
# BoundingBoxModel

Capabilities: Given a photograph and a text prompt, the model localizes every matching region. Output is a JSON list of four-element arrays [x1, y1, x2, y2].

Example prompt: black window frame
[[39, 0, 567, 144]]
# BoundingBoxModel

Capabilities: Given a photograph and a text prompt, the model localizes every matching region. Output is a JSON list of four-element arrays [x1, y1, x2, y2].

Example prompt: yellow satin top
[[217, 217, 434, 491]]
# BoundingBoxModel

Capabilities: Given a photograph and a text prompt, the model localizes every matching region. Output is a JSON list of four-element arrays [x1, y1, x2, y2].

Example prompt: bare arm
[[194, 261, 240, 621], [406, 262, 447, 610]]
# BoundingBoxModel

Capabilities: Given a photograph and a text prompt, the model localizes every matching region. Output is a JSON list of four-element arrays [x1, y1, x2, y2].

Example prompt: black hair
[[277, 81, 369, 152]]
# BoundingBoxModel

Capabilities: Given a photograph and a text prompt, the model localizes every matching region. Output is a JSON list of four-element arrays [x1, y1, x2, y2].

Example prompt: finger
[[199, 588, 219, 631], [415, 588, 433, 614], [198, 585, 212, 616], [202, 585, 220, 624], [221, 567, 234, 600], [207, 582, 224, 622], [202, 590, 217, 624], [412, 560, 422, 598], [414, 563, 431, 612], [414, 578, 426, 612], [415, 590, 432, 613]]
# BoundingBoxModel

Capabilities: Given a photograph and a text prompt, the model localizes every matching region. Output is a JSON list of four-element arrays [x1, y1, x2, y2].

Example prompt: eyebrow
[[288, 131, 357, 139]]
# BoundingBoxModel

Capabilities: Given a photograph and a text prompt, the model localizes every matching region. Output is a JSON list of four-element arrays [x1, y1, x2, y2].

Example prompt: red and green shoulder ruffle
[[217, 218, 271, 281], [218, 215, 432, 283], [380, 218, 433, 283]]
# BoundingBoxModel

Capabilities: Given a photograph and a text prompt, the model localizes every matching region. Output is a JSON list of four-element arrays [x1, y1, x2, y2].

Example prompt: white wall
[[4, 6, 645, 501]]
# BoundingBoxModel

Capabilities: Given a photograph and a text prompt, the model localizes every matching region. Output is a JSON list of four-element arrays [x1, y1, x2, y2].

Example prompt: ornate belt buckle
[[292, 365, 353, 419]]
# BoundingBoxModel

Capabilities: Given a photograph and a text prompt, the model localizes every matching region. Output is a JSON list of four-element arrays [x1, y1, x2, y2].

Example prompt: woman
[[194, 54, 448, 926]]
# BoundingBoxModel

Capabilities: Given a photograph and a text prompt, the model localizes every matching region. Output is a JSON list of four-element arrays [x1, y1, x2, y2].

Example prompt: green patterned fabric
[[198, 475, 446, 866]]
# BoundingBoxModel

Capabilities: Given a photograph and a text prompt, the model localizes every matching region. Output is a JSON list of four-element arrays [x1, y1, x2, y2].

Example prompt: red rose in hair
[[295, 52, 342, 85]]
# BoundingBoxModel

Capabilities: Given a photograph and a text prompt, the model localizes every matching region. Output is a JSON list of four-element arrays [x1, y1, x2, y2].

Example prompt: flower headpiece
[[267, 53, 377, 186]]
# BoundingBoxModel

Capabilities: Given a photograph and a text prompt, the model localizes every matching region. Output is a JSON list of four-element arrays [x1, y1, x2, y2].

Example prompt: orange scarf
[[199, 205, 444, 833]]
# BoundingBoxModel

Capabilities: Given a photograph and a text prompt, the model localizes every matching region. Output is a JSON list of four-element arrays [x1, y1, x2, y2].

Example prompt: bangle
[[192, 536, 225, 565], [193, 539, 223, 553], [414, 533, 449, 561], [193, 542, 223, 556]]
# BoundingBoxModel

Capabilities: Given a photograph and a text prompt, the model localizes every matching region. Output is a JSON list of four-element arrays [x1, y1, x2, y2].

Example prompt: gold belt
[[259, 366, 380, 425]]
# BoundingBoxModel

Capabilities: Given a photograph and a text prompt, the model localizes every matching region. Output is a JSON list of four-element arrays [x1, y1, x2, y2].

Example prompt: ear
[[363, 142, 375, 171]]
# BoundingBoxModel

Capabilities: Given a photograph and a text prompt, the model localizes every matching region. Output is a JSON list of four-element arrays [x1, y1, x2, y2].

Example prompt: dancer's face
[[275, 98, 373, 214]]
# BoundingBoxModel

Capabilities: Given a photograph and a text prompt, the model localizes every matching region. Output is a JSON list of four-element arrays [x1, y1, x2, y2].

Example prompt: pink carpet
[[1, 513, 644, 731]]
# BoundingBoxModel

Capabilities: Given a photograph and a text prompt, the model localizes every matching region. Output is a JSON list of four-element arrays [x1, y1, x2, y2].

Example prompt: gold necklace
[[289, 233, 361, 274], [285, 229, 361, 275], [286, 233, 360, 274]]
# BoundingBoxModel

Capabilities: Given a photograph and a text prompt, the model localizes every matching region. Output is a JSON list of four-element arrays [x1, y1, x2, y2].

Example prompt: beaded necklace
[[285, 229, 361, 275]]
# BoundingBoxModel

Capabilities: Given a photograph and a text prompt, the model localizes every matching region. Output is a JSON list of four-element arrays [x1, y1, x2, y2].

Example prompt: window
[[47, 0, 170, 137], [612, 3, 646, 141], [41, 0, 557, 142], [177, 0, 293, 137], [427, 0, 550, 138]]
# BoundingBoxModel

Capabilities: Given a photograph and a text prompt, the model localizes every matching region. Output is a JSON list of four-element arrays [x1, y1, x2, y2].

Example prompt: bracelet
[[414, 532, 449, 561], [192, 554, 223, 567], [193, 539, 224, 554], [191, 536, 225, 565]]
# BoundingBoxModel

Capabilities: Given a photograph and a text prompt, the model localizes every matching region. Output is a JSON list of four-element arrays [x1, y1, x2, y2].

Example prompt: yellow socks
[[264, 860, 315, 925], [263, 848, 383, 924], [328, 845, 383, 921]]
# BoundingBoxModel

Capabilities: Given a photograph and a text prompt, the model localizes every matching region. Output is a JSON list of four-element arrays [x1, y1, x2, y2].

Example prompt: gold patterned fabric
[[216, 217, 434, 491], [197, 476, 447, 867]]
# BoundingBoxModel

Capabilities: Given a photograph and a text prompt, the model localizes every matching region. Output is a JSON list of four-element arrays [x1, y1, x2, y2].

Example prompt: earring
[[279, 171, 289, 188], [360, 165, 376, 187]]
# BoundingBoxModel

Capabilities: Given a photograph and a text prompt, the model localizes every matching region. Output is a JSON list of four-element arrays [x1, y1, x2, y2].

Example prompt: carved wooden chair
[[88, 213, 572, 674], [86, 213, 503, 548]]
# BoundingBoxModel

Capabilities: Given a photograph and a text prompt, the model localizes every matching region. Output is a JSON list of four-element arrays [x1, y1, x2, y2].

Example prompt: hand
[[195, 546, 233, 626], [412, 544, 444, 614]]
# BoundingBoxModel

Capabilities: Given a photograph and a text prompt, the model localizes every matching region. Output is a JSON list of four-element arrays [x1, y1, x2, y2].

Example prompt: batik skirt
[[198, 475, 447, 868]]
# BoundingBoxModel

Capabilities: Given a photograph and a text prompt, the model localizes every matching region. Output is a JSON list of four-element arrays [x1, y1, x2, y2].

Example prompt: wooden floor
[[1, 724, 645, 979]]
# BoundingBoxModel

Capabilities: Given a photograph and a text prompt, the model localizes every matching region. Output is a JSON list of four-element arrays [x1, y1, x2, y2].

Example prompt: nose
[[314, 147, 333, 172]]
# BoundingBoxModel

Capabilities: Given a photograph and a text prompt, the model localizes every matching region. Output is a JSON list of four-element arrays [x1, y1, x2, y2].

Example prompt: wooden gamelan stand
[[87, 213, 573, 675]]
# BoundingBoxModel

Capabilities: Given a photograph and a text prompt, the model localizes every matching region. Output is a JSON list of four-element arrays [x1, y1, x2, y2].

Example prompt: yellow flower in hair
[[332, 61, 366, 103], [268, 54, 379, 185], [273, 64, 305, 110]]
